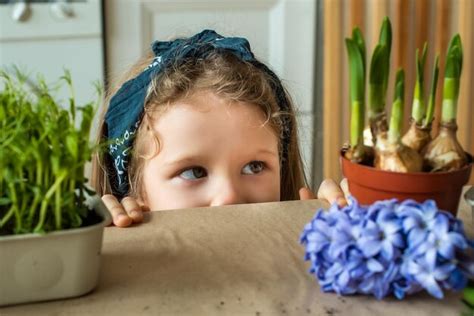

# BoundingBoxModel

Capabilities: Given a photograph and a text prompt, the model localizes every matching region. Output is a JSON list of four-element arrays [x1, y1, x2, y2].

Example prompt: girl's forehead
[[150, 91, 279, 153], [154, 91, 273, 130]]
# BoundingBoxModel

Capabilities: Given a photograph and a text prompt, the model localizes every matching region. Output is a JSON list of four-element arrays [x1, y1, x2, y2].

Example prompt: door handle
[[50, 0, 74, 19], [11, 1, 32, 22]]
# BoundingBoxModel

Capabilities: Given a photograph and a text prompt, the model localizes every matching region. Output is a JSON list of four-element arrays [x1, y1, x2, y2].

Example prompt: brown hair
[[91, 50, 307, 201]]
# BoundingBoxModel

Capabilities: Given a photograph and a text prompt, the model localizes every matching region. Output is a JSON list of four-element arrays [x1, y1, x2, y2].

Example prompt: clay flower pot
[[340, 150, 473, 216]]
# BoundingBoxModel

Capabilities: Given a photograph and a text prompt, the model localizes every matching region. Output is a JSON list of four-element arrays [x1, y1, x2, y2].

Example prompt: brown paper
[[2, 195, 472, 315]]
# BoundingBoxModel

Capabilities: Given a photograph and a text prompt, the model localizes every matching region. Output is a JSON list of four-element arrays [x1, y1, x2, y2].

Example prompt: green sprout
[[423, 55, 440, 128], [0, 70, 102, 235], [441, 34, 463, 124], [411, 43, 428, 125], [388, 69, 405, 144]]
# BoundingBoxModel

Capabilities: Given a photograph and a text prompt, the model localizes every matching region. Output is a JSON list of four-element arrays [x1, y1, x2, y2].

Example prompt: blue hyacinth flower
[[300, 197, 474, 300]]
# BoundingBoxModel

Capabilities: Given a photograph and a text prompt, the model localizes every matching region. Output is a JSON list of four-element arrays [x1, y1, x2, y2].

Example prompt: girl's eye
[[242, 161, 265, 175], [179, 167, 207, 180]]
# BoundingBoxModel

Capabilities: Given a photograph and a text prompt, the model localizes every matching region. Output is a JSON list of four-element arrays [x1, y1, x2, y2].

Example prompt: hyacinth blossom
[[300, 197, 474, 299]]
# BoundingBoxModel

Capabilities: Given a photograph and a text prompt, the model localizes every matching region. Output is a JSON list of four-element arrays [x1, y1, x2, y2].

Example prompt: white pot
[[0, 196, 112, 306]]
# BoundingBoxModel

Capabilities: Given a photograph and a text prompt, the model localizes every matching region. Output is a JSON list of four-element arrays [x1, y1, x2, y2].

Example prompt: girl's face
[[141, 91, 281, 211]]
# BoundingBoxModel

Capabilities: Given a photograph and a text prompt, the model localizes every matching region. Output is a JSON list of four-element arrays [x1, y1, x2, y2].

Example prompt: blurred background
[[1, 0, 473, 189]]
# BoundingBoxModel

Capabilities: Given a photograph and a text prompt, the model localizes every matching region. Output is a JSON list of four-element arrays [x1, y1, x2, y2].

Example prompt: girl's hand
[[101, 195, 150, 227], [299, 178, 349, 207]]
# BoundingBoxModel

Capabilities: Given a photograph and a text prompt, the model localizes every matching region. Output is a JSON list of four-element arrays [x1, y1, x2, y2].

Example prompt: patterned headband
[[104, 30, 292, 198]]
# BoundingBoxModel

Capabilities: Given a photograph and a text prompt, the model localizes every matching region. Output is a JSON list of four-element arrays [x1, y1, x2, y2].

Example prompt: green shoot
[[412, 43, 428, 124], [345, 28, 366, 149], [0, 70, 102, 235], [441, 34, 463, 123], [352, 27, 366, 74], [378, 17, 392, 97], [369, 44, 389, 118], [423, 55, 440, 127], [389, 69, 405, 144]]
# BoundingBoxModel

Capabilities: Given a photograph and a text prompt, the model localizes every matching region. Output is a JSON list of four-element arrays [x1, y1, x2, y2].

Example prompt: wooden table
[[2, 192, 473, 316]]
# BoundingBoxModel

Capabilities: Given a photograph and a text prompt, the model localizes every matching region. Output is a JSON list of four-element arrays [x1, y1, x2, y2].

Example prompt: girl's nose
[[210, 179, 245, 207]]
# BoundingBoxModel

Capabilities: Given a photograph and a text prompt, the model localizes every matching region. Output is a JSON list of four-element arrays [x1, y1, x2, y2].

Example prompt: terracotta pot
[[340, 151, 473, 216]]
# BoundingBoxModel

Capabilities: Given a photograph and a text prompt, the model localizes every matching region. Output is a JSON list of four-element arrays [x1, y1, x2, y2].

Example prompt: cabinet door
[[0, 0, 104, 106], [106, 0, 316, 182]]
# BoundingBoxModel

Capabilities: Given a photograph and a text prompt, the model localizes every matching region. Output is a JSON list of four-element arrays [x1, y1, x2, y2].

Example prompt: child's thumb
[[299, 187, 316, 200]]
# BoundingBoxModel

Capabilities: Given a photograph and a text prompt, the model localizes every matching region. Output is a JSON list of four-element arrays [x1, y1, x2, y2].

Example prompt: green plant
[[423, 34, 468, 171], [401, 43, 437, 153], [344, 27, 373, 165], [0, 70, 101, 235], [344, 16, 469, 173]]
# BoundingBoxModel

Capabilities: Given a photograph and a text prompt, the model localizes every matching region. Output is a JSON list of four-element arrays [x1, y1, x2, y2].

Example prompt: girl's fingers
[[121, 196, 144, 222], [317, 179, 348, 207], [299, 187, 316, 200], [102, 194, 133, 227], [340, 178, 350, 198], [139, 203, 151, 212]]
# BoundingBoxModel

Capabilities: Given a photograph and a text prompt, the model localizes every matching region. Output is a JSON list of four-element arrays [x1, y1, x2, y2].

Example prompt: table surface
[[2, 190, 473, 316]]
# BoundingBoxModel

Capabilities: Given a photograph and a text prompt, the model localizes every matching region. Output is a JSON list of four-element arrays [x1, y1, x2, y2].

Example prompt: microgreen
[[0, 70, 102, 235]]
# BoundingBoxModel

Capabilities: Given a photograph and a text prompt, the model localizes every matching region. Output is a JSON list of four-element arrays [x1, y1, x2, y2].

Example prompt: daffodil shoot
[[344, 17, 470, 173]]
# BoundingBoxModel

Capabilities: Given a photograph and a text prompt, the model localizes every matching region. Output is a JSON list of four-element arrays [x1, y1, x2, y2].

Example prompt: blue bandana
[[105, 30, 291, 198]]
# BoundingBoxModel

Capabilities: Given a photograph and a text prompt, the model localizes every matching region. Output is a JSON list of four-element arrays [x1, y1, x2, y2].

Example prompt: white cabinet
[[0, 0, 104, 106], [105, 0, 317, 183]]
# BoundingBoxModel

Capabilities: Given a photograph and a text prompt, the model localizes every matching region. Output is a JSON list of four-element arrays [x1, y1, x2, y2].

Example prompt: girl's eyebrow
[[163, 155, 208, 168], [254, 149, 279, 157], [164, 149, 278, 167]]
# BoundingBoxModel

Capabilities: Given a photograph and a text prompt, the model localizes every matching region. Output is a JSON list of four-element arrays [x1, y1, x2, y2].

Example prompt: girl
[[92, 30, 346, 227]]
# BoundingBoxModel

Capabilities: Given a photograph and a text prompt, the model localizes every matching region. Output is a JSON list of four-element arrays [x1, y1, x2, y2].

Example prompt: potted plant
[[300, 20, 474, 300], [0, 70, 111, 306], [341, 17, 472, 215]]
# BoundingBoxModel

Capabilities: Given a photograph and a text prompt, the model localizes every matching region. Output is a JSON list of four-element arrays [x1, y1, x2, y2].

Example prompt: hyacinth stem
[[389, 69, 405, 144], [423, 55, 439, 128], [412, 43, 427, 124]]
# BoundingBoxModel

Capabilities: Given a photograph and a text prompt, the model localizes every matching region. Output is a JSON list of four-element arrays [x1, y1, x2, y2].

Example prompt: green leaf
[[389, 68, 405, 143], [445, 46, 462, 79], [394, 68, 405, 102], [370, 44, 388, 85], [0, 69, 103, 234], [442, 35, 463, 122], [352, 27, 366, 74], [66, 133, 79, 160], [0, 197, 11, 206], [416, 42, 428, 86], [447, 33, 463, 70], [346, 37, 366, 148], [378, 17, 392, 54], [345, 38, 365, 102], [378, 17, 392, 93]]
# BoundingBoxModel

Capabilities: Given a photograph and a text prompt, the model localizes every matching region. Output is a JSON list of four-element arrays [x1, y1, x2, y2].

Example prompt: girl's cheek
[[145, 173, 280, 210], [147, 181, 210, 210], [248, 179, 280, 202]]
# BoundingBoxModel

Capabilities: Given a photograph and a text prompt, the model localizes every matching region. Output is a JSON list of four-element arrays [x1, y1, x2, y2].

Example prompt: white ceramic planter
[[0, 196, 112, 306]]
